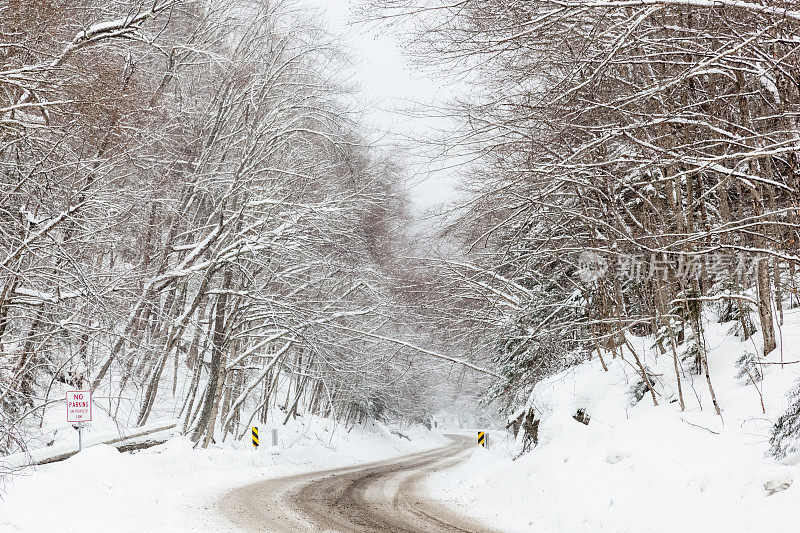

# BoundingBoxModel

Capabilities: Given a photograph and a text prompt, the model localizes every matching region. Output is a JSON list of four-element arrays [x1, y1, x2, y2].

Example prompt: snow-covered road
[[0, 423, 454, 532], [218, 434, 496, 532]]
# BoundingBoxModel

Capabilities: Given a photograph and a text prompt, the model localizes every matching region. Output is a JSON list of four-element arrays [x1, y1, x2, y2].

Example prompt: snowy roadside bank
[[0, 420, 447, 532], [425, 309, 800, 533]]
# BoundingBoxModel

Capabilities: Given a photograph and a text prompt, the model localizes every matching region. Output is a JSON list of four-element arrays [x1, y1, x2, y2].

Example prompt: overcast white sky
[[302, 0, 462, 213]]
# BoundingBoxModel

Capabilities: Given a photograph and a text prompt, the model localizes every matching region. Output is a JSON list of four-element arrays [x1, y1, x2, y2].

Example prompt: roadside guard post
[[477, 431, 487, 448], [66, 390, 92, 451], [252, 427, 259, 448]]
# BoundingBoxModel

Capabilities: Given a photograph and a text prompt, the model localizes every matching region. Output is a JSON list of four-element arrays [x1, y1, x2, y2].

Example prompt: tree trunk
[[191, 268, 232, 446]]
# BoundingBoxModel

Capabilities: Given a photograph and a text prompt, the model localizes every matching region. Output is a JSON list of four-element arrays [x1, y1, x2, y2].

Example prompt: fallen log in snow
[[3, 421, 179, 468]]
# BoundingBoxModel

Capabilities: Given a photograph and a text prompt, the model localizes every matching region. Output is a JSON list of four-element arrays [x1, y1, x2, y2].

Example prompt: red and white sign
[[66, 390, 92, 422]]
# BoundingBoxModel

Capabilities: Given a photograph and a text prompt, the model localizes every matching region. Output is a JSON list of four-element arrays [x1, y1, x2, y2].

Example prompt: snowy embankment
[[0, 419, 447, 532], [427, 306, 800, 532]]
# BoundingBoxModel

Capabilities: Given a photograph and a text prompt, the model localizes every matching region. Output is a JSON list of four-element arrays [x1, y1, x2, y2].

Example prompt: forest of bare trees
[[6, 0, 800, 461], [0, 0, 498, 456], [370, 0, 800, 447]]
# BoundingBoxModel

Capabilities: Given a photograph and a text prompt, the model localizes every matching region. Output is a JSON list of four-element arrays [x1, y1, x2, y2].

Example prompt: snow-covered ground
[[0, 419, 447, 532], [6, 306, 800, 533], [427, 306, 800, 532]]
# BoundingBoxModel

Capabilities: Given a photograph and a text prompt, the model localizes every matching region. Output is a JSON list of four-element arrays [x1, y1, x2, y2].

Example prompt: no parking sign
[[67, 390, 92, 422]]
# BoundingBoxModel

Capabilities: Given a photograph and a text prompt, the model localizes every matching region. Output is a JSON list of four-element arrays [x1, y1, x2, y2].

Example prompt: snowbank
[[0, 418, 447, 532], [426, 307, 800, 532]]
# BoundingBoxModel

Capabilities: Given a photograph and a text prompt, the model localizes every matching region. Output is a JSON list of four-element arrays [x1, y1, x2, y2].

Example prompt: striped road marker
[[477, 431, 486, 448], [252, 427, 259, 448]]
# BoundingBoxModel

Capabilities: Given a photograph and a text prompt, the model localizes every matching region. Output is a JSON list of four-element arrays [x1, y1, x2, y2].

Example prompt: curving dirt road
[[218, 434, 498, 532]]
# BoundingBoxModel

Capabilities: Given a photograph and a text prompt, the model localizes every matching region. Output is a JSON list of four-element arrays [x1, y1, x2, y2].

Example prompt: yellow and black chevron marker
[[252, 427, 259, 448], [477, 431, 486, 448]]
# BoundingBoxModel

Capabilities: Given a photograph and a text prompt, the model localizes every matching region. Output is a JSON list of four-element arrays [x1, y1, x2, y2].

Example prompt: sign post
[[67, 390, 92, 451]]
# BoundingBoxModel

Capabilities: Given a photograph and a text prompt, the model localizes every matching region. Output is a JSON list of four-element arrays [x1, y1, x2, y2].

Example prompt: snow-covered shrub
[[490, 315, 570, 412], [652, 321, 684, 355], [734, 351, 763, 385], [769, 384, 800, 459], [712, 280, 757, 339], [628, 369, 658, 406], [726, 308, 757, 340], [683, 342, 701, 374]]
